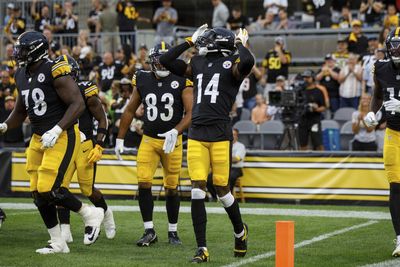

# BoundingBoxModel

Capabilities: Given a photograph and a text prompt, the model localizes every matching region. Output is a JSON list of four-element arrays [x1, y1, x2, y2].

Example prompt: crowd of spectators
[[1, 0, 399, 151]]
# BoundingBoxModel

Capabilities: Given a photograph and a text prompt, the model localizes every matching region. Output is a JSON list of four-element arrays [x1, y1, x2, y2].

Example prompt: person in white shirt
[[338, 53, 363, 109], [263, 0, 288, 15], [211, 0, 229, 27]]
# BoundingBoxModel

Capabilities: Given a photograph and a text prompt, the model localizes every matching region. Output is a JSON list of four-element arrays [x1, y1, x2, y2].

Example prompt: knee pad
[[218, 192, 235, 208], [32, 191, 47, 208], [191, 188, 206, 200]]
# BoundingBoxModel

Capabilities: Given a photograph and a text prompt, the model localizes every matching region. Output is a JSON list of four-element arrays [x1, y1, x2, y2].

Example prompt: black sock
[[138, 187, 154, 223], [166, 194, 180, 225], [390, 183, 400, 235], [89, 194, 108, 212], [57, 207, 70, 224], [191, 198, 207, 247], [224, 200, 244, 235], [38, 203, 58, 229], [53, 187, 82, 212]]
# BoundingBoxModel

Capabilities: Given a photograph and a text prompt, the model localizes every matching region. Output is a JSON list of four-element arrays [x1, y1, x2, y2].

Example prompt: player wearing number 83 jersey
[[116, 42, 193, 246]]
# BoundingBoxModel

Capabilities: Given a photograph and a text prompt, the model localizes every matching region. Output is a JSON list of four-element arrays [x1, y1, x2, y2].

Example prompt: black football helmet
[[386, 27, 400, 65], [13, 31, 49, 67], [195, 27, 236, 56], [149, 41, 171, 77], [61, 55, 80, 81]]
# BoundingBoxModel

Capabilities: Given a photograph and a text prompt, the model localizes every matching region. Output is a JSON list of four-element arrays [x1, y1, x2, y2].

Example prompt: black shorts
[[188, 122, 233, 142], [298, 121, 322, 148]]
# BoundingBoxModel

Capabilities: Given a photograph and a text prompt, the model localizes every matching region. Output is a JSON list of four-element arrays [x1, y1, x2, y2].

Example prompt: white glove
[[40, 125, 63, 149], [191, 23, 208, 44], [115, 138, 124, 160], [384, 97, 400, 113], [364, 112, 378, 127], [157, 128, 178, 154], [235, 28, 249, 46], [0, 123, 8, 134]]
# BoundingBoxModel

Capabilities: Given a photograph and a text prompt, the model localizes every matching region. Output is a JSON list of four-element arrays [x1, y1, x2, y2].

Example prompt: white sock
[[78, 204, 90, 217], [234, 229, 244, 238], [60, 224, 71, 233], [397, 235, 400, 245], [144, 221, 154, 229], [168, 223, 177, 232], [48, 224, 62, 242]]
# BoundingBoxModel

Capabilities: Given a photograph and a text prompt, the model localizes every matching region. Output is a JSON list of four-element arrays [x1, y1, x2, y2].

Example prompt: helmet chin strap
[[155, 70, 170, 78]]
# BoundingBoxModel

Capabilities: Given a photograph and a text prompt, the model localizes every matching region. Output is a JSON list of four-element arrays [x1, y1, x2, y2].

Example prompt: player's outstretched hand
[[364, 111, 378, 127], [235, 28, 249, 46], [189, 24, 208, 45], [158, 128, 178, 154], [40, 125, 62, 149], [88, 144, 104, 163], [384, 97, 400, 113], [0, 123, 7, 134], [115, 138, 124, 160]]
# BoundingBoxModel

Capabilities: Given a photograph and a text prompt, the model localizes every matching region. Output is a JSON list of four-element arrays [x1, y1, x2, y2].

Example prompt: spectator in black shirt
[[347, 20, 369, 55], [316, 54, 341, 115], [4, 6, 26, 43], [242, 66, 262, 110], [52, 3, 64, 34], [31, 0, 51, 32], [359, 0, 384, 27], [87, 0, 103, 34], [227, 6, 249, 32], [313, 0, 332, 28], [98, 52, 123, 92]]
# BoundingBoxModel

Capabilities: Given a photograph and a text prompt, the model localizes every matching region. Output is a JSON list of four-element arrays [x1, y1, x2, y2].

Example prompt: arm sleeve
[[159, 41, 192, 77], [236, 43, 255, 77]]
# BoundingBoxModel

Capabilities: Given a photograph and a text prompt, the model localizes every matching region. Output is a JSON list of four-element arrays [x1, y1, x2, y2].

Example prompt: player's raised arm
[[159, 24, 208, 78], [0, 91, 27, 133], [232, 28, 255, 80]]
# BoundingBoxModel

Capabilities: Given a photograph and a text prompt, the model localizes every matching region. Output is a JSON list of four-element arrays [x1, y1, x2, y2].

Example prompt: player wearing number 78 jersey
[[160, 26, 254, 262], [115, 42, 193, 247]]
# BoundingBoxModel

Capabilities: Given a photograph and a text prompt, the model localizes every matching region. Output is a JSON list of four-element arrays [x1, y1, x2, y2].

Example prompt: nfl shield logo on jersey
[[171, 81, 179, 89], [38, 73, 45, 83], [223, 61, 232, 69]]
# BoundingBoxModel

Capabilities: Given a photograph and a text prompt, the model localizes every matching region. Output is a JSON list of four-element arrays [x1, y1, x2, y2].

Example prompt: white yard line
[[0, 203, 391, 220], [222, 220, 379, 267], [359, 259, 400, 267]]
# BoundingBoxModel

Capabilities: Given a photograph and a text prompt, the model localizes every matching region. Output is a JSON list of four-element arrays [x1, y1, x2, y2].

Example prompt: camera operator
[[299, 70, 326, 151]]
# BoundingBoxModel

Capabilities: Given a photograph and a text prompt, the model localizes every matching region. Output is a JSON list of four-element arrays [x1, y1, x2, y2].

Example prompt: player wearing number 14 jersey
[[115, 42, 193, 247], [160, 26, 254, 262]]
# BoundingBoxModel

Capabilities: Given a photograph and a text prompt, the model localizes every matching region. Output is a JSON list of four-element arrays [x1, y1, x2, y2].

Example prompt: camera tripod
[[278, 122, 299, 150]]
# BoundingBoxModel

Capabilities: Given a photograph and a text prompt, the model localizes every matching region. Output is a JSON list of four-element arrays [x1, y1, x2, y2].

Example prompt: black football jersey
[[374, 59, 400, 131], [78, 80, 100, 140], [14, 56, 72, 135], [98, 61, 123, 92], [134, 70, 192, 138]]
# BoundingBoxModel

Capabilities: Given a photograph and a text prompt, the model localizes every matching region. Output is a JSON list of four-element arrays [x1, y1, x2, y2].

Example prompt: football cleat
[[168, 231, 182, 245], [136, 229, 158, 247], [0, 208, 6, 229], [234, 223, 248, 257], [36, 241, 70, 254], [60, 224, 73, 243], [393, 239, 400, 257], [190, 247, 210, 263], [82, 206, 104, 245], [103, 208, 116, 239]]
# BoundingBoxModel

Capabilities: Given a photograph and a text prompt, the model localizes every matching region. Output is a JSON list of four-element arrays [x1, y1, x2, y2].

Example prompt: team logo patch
[[38, 73, 45, 83], [223, 61, 232, 69], [171, 81, 179, 89]]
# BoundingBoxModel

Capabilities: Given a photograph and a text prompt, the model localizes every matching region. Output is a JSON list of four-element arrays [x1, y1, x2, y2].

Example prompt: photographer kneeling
[[299, 70, 327, 150]]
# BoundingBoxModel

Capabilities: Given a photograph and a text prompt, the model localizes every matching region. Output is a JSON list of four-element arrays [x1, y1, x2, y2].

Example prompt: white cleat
[[103, 208, 116, 239], [36, 241, 70, 254], [61, 224, 73, 243], [81, 206, 104, 245], [393, 242, 400, 257]]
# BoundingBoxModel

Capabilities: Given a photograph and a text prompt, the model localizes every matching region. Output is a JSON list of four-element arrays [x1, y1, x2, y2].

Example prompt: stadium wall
[[4, 151, 388, 203]]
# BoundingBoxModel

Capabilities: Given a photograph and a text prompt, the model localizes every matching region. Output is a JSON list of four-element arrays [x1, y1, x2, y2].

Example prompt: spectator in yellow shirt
[[383, 4, 399, 28]]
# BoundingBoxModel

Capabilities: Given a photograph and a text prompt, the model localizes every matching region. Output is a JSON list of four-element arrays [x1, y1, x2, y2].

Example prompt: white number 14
[[196, 73, 220, 104]]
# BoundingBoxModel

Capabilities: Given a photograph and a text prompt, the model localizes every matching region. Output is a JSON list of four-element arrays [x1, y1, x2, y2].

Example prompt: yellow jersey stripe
[[396, 27, 400, 37], [161, 41, 166, 50], [51, 61, 68, 71]]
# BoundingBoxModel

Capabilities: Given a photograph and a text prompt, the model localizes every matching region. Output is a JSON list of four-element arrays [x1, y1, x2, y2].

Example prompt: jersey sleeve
[[132, 72, 137, 87], [83, 82, 99, 98], [51, 55, 72, 79]]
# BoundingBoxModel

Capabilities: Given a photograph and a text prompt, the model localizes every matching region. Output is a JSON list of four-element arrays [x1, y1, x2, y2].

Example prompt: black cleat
[[234, 223, 248, 257], [136, 228, 158, 247], [168, 231, 182, 245], [190, 247, 210, 263]]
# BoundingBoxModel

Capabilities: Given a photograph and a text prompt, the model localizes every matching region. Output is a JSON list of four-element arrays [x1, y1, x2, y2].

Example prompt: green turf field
[[0, 197, 399, 267]]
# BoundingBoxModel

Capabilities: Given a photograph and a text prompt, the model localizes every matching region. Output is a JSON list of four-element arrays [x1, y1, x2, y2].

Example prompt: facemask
[[198, 47, 208, 56], [156, 70, 170, 77]]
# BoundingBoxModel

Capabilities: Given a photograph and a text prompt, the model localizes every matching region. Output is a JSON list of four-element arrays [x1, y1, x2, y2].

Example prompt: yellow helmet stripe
[[161, 41, 166, 51], [395, 27, 400, 38]]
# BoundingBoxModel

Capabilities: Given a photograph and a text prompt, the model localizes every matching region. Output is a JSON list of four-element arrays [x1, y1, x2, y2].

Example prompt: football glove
[[115, 138, 124, 160], [158, 128, 178, 154], [364, 112, 378, 127], [188, 23, 208, 45], [0, 123, 7, 134], [384, 97, 400, 113], [235, 28, 249, 46], [88, 144, 104, 163], [40, 125, 63, 149]]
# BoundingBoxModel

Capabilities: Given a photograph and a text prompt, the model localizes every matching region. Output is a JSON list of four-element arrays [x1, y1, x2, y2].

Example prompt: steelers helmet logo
[[223, 60, 232, 69], [38, 73, 45, 83], [171, 81, 179, 89]]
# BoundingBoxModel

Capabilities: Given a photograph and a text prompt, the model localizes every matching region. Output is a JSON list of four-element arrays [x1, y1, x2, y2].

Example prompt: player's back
[[190, 54, 242, 126], [374, 59, 400, 131], [135, 70, 190, 138], [14, 57, 72, 135]]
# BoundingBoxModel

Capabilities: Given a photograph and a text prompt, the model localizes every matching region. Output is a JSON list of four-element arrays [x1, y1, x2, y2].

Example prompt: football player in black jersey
[[160, 26, 254, 262], [115, 42, 193, 247], [365, 27, 400, 257], [0, 31, 104, 254], [54, 55, 116, 243]]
